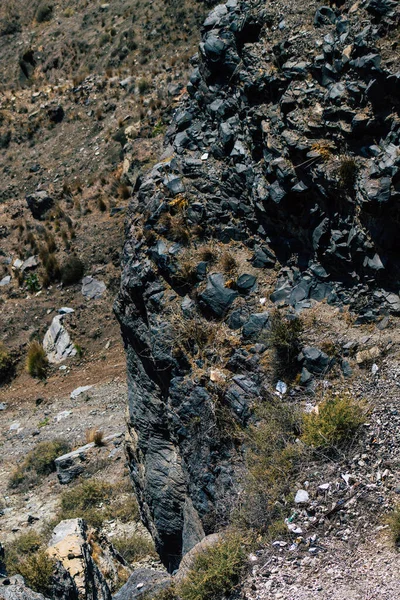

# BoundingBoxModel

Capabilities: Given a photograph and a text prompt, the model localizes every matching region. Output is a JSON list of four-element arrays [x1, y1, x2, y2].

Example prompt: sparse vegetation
[[112, 533, 156, 563], [26, 341, 48, 379], [387, 506, 400, 546], [302, 392, 366, 452], [220, 251, 237, 275], [0, 343, 13, 384], [9, 439, 70, 489], [268, 311, 303, 380], [61, 256, 85, 286], [178, 534, 246, 600], [238, 398, 303, 534], [59, 479, 113, 528], [5, 531, 55, 596], [338, 156, 358, 189], [86, 428, 106, 446], [111, 495, 140, 523], [35, 2, 53, 23]]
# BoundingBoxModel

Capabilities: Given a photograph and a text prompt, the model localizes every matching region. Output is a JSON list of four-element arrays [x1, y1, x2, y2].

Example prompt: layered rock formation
[[115, 0, 400, 570]]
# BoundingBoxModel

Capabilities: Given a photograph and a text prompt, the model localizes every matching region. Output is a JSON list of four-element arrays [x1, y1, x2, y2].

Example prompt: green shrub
[[36, 3, 53, 23], [269, 311, 303, 380], [26, 341, 48, 379], [0, 343, 14, 384], [237, 400, 303, 533], [27, 439, 71, 475], [112, 533, 156, 563], [302, 393, 366, 451], [9, 439, 70, 489], [61, 256, 84, 286], [26, 273, 40, 292], [59, 479, 113, 528], [387, 506, 400, 546], [178, 535, 245, 600], [5, 532, 54, 596]]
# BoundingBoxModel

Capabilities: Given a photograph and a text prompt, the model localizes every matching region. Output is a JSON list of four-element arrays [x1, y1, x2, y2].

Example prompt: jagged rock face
[[116, 0, 400, 570], [47, 519, 112, 600]]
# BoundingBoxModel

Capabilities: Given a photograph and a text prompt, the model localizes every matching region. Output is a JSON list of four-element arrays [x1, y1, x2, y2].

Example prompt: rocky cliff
[[115, 0, 400, 571]]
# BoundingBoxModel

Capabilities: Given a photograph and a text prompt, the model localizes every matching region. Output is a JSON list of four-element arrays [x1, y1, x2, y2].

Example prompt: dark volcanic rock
[[116, 0, 400, 573], [199, 273, 238, 317]]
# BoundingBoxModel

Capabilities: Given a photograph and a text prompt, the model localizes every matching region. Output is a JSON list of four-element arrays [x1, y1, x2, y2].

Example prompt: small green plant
[[152, 121, 166, 137], [0, 343, 14, 384], [38, 416, 50, 427], [178, 535, 246, 600], [302, 392, 366, 451], [25, 273, 40, 292], [61, 256, 84, 286], [35, 2, 53, 23], [26, 341, 48, 379], [59, 479, 113, 528], [387, 506, 400, 546], [74, 343, 83, 358], [5, 531, 55, 596], [112, 533, 156, 564], [269, 311, 303, 380]]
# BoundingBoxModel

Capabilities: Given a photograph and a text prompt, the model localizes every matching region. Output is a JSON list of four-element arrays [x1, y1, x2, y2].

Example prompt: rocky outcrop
[[115, 0, 400, 570], [47, 520, 112, 600]]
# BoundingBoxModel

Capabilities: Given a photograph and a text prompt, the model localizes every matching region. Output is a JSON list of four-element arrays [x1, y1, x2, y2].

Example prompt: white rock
[[70, 385, 93, 399], [275, 381, 287, 395], [294, 489, 309, 504], [43, 315, 77, 364]]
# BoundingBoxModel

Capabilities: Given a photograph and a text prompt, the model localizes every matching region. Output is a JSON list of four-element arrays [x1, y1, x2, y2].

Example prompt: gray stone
[[0, 577, 49, 600], [0, 275, 11, 287], [43, 315, 77, 364], [113, 569, 171, 600], [199, 273, 238, 317], [82, 276, 106, 299]]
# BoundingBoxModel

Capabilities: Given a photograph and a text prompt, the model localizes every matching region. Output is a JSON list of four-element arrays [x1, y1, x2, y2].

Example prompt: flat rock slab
[[82, 276, 106, 299], [43, 315, 76, 364], [55, 433, 123, 484], [70, 385, 93, 399]]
